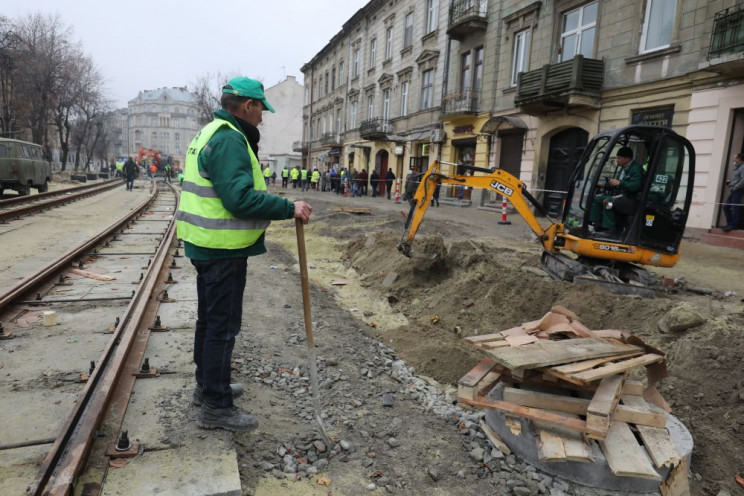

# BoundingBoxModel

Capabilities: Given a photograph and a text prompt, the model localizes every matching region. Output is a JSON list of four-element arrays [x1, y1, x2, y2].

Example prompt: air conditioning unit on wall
[[430, 129, 445, 143]]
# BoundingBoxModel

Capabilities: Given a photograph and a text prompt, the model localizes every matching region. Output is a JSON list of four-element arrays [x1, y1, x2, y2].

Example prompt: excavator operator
[[588, 146, 643, 236]]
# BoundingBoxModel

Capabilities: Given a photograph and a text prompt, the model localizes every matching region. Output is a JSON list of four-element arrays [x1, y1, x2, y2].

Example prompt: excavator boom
[[398, 161, 564, 257]]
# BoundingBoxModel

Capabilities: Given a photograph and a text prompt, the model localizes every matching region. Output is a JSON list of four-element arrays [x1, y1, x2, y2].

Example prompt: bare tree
[[0, 16, 22, 139], [14, 13, 78, 156], [190, 71, 237, 125]]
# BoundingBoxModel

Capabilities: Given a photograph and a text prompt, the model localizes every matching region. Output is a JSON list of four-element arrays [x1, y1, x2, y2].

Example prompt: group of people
[[273, 165, 398, 199]]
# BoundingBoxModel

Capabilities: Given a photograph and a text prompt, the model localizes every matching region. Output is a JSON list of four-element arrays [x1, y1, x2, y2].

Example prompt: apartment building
[[300, 0, 450, 196], [125, 87, 201, 166], [259, 76, 304, 176], [301, 0, 744, 229]]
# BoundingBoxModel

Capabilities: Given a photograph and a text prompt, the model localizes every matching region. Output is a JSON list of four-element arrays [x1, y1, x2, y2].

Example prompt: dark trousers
[[126, 174, 134, 190], [724, 188, 744, 228], [282, 177, 288, 188], [192, 257, 247, 408], [386, 180, 393, 199]]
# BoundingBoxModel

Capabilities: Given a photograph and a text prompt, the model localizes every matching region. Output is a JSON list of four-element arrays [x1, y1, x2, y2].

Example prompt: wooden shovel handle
[[295, 219, 314, 348]]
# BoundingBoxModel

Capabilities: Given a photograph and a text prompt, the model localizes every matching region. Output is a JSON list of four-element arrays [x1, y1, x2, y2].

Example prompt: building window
[[426, 0, 438, 34], [370, 38, 377, 66], [401, 81, 409, 116], [385, 27, 393, 60], [404, 12, 414, 48], [325, 72, 329, 95], [640, 0, 676, 53], [511, 29, 531, 86], [350, 101, 358, 128], [383, 88, 391, 121], [560, 1, 597, 62], [368, 95, 374, 119], [338, 61, 344, 85], [461, 52, 472, 92], [353, 49, 360, 77], [474, 46, 484, 92], [421, 69, 433, 109], [336, 108, 342, 134], [331, 68, 336, 91], [175, 132, 180, 142]]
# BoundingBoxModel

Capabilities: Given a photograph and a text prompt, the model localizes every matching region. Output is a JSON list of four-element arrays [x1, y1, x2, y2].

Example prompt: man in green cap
[[176, 76, 312, 432]]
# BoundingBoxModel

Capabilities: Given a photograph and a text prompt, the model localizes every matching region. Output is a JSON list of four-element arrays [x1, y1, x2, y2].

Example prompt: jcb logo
[[490, 180, 513, 197]]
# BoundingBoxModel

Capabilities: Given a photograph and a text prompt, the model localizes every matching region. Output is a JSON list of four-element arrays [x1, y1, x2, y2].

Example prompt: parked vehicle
[[0, 138, 52, 195]]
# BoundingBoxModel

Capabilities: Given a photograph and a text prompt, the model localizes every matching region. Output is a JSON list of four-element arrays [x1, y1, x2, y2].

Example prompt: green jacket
[[184, 109, 295, 260], [617, 160, 643, 197]]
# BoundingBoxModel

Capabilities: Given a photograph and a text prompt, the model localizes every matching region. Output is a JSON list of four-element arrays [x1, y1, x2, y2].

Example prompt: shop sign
[[631, 108, 674, 128], [453, 124, 474, 135]]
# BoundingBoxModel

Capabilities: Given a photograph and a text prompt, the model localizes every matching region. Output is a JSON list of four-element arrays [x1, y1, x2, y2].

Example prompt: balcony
[[441, 90, 481, 117], [319, 133, 343, 146], [515, 55, 603, 114], [448, 0, 487, 41], [292, 141, 308, 153], [359, 118, 395, 141], [703, 5, 744, 74]]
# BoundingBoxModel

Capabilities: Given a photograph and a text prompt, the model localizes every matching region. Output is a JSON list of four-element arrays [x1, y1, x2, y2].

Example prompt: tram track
[[0, 182, 181, 495], [0, 179, 124, 223]]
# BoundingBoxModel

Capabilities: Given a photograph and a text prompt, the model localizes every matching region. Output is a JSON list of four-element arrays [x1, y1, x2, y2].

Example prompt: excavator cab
[[563, 125, 695, 257]]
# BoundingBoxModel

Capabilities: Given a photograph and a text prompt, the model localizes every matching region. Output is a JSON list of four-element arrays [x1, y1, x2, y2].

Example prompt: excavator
[[136, 147, 162, 169], [398, 125, 696, 297]]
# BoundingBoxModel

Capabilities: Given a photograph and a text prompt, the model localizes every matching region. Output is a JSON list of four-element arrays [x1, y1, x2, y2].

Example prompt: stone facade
[[125, 87, 201, 166], [301, 0, 744, 229]]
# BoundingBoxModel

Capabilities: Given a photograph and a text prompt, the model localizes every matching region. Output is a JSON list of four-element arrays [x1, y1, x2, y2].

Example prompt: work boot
[[196, 404, 258, 432], [192, 383, 244, 406]]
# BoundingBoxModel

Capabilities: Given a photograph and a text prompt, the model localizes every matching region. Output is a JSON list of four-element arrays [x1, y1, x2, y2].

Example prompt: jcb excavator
[[399, 125, 695, 297]]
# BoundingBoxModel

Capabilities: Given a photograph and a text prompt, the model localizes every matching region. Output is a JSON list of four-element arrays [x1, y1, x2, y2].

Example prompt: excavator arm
[[398, 161, 565, 257]]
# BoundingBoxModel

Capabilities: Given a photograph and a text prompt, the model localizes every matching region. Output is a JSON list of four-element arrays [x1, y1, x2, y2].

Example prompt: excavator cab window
[[639, 133, 694, 254], [564, 136, 610, 232]]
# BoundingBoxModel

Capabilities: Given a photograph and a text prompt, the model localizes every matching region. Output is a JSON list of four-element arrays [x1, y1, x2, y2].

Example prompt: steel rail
[[27, 184, 179, 495], [0, 187, 155, 313], [0, 178, 122, 208], [0, 179, 125, 223]]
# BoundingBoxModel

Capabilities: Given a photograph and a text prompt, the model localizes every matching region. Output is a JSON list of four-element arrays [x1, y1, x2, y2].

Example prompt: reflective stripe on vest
[[176, 118, 269, 249]]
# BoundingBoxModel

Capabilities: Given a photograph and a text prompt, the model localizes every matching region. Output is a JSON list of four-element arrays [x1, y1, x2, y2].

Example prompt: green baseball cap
[[222, 77, 275, 113]]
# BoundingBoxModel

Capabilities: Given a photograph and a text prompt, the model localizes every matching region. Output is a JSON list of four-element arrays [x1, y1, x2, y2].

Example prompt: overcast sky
[[5, 0, 366, 108]]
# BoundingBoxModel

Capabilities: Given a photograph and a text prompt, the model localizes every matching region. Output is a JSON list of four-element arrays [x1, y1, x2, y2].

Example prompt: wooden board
[[548, 353, 644, 376], [586, 374, 626, 440], [503, 388, 666, 428], [487, 338, 642, 370], [457, 357, 502, 401], [459, 395, 595, 436], [506, 334, 538, 347], [533, 417, 593, 464], [479, 420, 511, 455], [465, 333, 506, 346], [621, 394, 679, 469], [660, 458, 691, 496], [599, 421, 660, 480], [572, 354, 664, 383], [67, 268, 117, 281], [329, 207, 371, 214]]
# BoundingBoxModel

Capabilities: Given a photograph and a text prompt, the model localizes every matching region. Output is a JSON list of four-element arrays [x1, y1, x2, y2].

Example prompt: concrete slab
[[103, 441, 241, 496], [103, 322, 242, 496], [484, 385, 693, 493], [0, 388, 80, 444], [0, 444, 50, 496]]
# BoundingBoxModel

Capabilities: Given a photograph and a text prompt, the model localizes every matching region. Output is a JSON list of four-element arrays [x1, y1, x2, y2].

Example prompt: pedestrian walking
[[385, 169, 395, 200], [123, 157, 137, 191], [281, 167, 289, 188], [723, 152, 744, 231], [370, 169, 380, 197], [175, 76, 313, 432]]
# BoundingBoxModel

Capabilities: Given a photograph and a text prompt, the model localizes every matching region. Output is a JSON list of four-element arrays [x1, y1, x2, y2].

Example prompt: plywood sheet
[[599, 421, 660, 480], [487, 338, 641, 370]]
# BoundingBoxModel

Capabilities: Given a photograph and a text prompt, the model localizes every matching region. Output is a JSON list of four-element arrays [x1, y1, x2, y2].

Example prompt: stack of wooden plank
[[457, 306, 688, 491]]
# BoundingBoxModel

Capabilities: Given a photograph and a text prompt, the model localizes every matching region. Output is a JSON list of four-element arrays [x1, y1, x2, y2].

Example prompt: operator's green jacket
[[177, 109, 295, 260], [616, 160, 644, 197]]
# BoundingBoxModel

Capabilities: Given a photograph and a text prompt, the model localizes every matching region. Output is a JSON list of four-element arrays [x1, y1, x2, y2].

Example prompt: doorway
[[544, 128, 589, 217], [375, 150, 389, 196], [718, 109, 744, 228]]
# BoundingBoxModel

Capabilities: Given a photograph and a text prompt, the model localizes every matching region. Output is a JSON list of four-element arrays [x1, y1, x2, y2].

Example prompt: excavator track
[[540, 251, 656, 298]]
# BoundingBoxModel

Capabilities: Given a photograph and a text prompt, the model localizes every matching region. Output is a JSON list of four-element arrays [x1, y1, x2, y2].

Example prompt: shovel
[[295, 219, 331, 444]]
